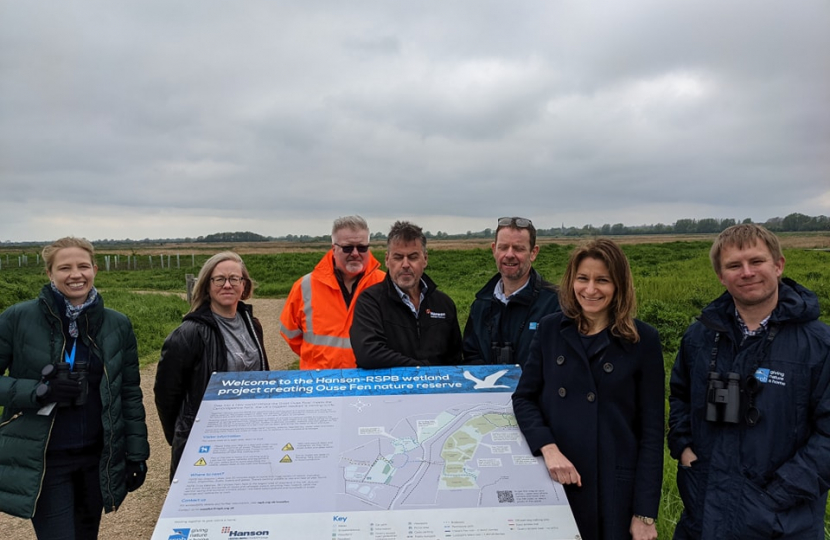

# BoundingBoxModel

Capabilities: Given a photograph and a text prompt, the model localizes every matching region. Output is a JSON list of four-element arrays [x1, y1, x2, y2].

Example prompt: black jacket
[[463, 268, 559, 367], [513, 313, 665, 540], [351, 273, 463, 369], [154, 301, 268, 478]]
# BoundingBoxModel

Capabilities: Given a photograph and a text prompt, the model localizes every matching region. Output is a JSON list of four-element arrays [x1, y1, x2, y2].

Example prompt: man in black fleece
[[351, 221, 463, 369]]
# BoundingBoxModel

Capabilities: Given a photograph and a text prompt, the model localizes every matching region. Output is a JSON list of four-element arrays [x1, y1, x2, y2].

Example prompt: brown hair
[[558, 238, 639, 342], [189, 251, 254, 312], [710, 223, 783, 275], [42, 237, 95, 273], [387, 221, 427, 252]]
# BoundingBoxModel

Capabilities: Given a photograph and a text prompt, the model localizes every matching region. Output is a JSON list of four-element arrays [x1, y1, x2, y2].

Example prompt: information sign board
[[151, 365, 579, 540]]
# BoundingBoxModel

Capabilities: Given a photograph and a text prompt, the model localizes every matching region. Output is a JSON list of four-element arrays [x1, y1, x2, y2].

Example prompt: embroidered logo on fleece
[[754, 368, 786, 387], [425, 309, 446, 319]]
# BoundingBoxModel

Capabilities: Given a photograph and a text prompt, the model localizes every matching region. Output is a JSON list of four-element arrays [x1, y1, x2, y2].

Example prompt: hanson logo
[[225, 528, 271, 539]]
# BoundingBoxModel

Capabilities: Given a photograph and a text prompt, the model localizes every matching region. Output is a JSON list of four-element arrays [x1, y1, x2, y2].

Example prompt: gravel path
[[0, 298, 292, 539]]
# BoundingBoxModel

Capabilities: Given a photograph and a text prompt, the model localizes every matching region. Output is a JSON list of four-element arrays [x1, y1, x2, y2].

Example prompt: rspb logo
[[168, 529, 190, 540]]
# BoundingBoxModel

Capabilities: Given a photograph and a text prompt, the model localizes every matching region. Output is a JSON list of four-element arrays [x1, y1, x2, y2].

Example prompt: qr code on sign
[[497, 490, 515, 503]]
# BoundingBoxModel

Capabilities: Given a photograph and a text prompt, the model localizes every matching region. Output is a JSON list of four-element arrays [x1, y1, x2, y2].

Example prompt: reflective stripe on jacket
[[280, 250, 384, 370]]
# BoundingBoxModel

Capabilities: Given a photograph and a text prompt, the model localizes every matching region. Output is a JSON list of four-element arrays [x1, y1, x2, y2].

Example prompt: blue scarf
[[50, 283, 99, 338]]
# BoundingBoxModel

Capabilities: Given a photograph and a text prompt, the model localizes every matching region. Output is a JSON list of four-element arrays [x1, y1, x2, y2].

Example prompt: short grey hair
[[331, 215, 370, 243]]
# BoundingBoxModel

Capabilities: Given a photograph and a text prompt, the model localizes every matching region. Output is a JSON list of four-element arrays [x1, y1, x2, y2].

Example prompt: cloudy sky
[[1, 1, 828, 242]]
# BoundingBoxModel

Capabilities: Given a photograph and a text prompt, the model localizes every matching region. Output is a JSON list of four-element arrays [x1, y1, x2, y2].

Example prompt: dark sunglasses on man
[[335, 244, 370, 254]]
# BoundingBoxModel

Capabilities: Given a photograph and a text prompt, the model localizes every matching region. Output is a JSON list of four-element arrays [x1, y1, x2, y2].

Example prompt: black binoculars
[[706, 371, 741, 423], [491, 341, 514, 364], [42, 361, 89, 407]]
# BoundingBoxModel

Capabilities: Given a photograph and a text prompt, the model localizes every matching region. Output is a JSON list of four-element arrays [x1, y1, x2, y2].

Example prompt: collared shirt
[[393, 279, 428, 318], [735, 308, 771, 338], [493, 278, 530, 305]]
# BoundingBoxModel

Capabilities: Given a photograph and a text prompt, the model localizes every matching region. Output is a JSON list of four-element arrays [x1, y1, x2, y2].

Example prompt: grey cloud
[[1, 1, 828, 242]]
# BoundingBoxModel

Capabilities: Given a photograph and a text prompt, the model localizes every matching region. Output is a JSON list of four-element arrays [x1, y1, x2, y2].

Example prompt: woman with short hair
[[154, 251, 269, 480], [512, 238, 664, 540]]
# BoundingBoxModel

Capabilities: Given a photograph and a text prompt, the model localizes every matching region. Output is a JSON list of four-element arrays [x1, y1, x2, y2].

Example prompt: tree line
[[550, 213, 830, 238], [2, 213, 827, 248]]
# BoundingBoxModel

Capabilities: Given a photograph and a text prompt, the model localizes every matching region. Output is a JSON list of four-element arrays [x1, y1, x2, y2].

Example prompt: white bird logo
[[463, 369, 510, 389]]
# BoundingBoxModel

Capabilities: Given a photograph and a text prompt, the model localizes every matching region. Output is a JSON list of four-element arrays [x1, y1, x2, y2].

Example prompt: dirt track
[[0, 298, 292, 539]]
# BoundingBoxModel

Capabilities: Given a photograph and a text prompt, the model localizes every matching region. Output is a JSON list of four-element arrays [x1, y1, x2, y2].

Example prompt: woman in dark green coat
[[0, 237, 150, 540]]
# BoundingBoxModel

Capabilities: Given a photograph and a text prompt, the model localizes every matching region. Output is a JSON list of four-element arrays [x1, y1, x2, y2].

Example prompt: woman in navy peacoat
[[512, 239, 664, 540]]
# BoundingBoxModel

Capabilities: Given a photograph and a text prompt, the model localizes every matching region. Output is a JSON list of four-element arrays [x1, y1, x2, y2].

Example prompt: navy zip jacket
[[669, 278, 830, 539], [462, 268, 559, 367]]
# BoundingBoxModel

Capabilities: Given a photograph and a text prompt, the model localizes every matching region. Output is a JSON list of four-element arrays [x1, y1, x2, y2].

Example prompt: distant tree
[[674, 219, 696, 234], [611, 223, 627, 235], [696, 218, 720, 234], [601, 224, 611, 235], [781, 213, 812, 231], [764, 217, 783, 231], [202, 231, 268, 242]]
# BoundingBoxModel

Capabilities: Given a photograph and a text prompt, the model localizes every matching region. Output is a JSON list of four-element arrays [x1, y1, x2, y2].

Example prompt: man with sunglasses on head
[[351, 221, 462, 369], [280, 215, 385, 370], [463, 217, 559, 368], [668, 224, 830, 539]]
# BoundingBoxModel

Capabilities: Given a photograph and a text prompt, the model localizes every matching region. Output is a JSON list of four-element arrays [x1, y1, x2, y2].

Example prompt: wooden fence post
[[186, 274, 196, 304]]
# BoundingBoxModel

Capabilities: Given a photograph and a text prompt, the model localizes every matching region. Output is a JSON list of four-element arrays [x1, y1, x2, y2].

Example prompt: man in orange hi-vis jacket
[[280, 215, 386, 370]]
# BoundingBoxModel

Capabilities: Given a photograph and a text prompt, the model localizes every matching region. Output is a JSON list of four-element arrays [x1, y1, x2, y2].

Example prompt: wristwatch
[[634, 515, 656, 525]]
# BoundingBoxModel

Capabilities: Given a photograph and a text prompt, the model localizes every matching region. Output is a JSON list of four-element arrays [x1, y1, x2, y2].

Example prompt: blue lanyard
[[64, 340, 77, 370]]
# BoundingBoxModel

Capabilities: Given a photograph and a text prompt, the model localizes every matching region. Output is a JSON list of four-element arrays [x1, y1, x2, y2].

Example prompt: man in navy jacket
[[463, 216, 559, 367], [668, 224, 830, 539]]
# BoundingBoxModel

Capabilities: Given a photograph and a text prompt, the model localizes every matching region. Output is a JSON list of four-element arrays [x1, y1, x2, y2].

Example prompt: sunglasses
[[335, 243, 370, 254], [497, 217, 533, 228]]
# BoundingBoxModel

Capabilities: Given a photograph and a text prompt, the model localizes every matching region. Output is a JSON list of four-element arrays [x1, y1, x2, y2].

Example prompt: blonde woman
[[154, 252, 269, 480], [0, 237, 149, 539]]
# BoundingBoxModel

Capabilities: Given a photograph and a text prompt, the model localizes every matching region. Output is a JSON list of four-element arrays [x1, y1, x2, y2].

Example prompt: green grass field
[[2, 241, 829, 536]]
